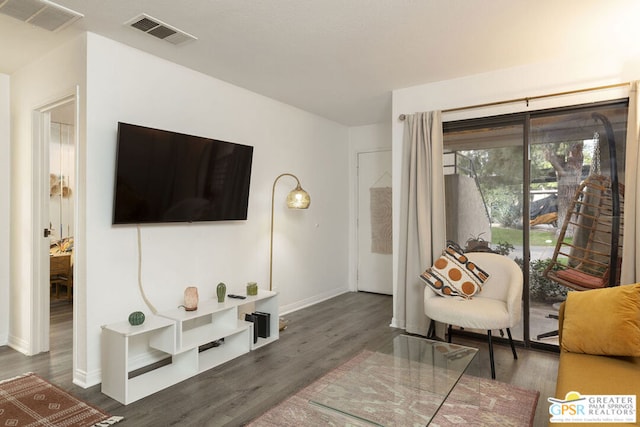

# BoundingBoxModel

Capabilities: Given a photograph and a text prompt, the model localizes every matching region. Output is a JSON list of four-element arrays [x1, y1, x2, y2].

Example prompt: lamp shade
[[286, 185, 311, 209]]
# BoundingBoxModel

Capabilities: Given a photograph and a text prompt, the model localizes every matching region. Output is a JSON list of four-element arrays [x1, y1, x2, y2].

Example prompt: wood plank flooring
[[0, 292, 559, 426]]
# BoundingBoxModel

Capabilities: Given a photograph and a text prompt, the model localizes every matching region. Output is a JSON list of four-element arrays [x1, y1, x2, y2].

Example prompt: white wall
[[0, 73, 9, 345], [391, 42, 640, 331], [347, 122, 391, 291], [9, 34, 86, 354], [82, 33, 349, 386]]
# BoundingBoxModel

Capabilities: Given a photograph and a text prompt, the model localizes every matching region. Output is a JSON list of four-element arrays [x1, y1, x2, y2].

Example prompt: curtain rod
[[398, 82, 631, 120]]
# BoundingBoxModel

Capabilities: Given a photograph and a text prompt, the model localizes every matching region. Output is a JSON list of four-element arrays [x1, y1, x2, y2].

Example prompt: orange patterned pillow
[[420, 245, 490, 298]]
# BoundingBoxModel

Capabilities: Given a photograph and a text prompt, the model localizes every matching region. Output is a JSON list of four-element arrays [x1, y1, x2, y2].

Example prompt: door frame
[[31, 91, 78, 355]]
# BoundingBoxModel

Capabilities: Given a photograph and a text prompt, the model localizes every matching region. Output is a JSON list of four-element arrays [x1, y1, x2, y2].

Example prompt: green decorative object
[[128, 311, 145, 326], [217, 282, 227, 303], [247, 282, 258, 296]]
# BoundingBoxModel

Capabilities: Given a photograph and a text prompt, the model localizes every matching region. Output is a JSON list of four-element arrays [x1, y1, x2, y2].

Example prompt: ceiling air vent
[[0, 0, 83, 32], [126, 13, 197, 45]]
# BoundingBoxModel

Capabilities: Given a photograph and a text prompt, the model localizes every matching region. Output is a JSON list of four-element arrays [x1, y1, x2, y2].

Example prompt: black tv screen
[[113, 122, 253, 224]]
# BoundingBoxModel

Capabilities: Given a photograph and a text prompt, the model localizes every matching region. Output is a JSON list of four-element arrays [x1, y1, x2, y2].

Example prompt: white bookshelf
[[101, 290, 278, 405]]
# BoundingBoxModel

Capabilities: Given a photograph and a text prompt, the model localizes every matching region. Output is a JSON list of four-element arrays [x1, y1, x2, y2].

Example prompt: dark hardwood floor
[[0, 293, 559, 426]]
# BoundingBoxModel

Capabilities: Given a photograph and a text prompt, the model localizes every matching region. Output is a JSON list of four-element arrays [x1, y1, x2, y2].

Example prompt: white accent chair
[[424, 252, 523, 379]]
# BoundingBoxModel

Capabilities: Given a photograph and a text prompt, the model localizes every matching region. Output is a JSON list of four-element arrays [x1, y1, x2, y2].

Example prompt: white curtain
[[621, 81, 640, 284], [394, 111, 446, 336]]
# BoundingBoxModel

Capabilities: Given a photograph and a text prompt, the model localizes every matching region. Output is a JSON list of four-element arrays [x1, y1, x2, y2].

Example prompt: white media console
[[101, 290, 278, 405]]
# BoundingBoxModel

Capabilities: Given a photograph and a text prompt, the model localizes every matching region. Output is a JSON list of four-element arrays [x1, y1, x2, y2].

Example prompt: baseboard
[[280, 287, 349, 316], [72, 368, 89, 388], [7, 334, 30, 355], [389, 317, 405, 329], [405, 320, 429, 337]]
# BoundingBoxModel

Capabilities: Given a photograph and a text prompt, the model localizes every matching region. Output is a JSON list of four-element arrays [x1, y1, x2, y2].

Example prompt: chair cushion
[[420, 244, 490, 299], [424, 296, 511, 330], [555, 268, 605, 289], [561, 283, 640, 356]]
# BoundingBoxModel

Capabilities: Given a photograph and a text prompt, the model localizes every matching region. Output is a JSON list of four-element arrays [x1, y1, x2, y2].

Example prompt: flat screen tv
[[113, 122, 253, 224]]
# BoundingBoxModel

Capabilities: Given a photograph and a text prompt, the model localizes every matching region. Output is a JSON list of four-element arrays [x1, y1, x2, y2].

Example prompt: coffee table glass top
[[308, 334, 478, 426]]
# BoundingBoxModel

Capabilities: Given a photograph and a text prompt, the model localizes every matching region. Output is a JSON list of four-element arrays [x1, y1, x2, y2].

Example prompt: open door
[[32, 94, 77, 355]]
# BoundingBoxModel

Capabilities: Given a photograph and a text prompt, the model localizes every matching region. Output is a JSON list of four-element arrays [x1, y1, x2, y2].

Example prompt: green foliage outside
[[486, 240, 568, 303], [515, 257, 568, 302], [486, 188, 521, 228], [490, 229, 569, 302], [458, 142, 593, 229], [458, 147, 524, 228], [491, 226, 558, 247], [453, 136, 596, 304]]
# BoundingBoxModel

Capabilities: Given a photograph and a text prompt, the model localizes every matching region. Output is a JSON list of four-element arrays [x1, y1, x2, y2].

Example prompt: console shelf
[[101, 290, 278, 404]]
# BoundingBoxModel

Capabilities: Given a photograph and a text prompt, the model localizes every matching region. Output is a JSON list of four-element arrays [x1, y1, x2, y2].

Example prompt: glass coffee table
[[308, 334, 478, 426]]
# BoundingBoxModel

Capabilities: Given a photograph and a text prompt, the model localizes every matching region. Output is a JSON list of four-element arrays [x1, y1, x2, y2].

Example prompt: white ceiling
[[1, 0, 639, 126]]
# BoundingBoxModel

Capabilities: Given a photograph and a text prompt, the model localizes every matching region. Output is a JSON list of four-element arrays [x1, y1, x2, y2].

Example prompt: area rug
[[247, 350, 539, 427], [0, 373, 123, 427]]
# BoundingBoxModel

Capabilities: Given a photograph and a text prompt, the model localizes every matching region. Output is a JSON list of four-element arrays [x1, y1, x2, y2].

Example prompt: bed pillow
[[420, 244, 490, 299], [561, 283, 640, 356]]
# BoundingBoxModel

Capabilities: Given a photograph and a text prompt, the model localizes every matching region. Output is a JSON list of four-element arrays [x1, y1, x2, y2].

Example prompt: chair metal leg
[[506, 328, 518, 360], [537, 313, 560, 339], [427, 319, 436, 339], [487, 330, 496, 379], [447, 324, 452, 343], [537, 330, 559, 339]]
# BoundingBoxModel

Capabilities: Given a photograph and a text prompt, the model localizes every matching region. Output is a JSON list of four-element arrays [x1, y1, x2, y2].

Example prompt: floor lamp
[[270, 173, 310, 330]]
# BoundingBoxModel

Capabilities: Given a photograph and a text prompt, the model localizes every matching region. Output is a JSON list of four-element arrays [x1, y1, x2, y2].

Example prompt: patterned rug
[[248, 350, 539, 426], [0, 373, 123, 427]]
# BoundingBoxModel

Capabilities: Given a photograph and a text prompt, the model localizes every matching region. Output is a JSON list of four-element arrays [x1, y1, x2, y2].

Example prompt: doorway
[[33, 94, 77, 355], [356, 150, 393, 294]]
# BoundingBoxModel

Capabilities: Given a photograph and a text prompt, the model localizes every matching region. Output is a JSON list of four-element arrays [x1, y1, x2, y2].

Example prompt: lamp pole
[[269, 173, 310, 291]]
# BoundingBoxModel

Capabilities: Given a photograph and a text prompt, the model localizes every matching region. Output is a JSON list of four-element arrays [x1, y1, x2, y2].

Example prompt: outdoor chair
[[537, 113, 623, 340]]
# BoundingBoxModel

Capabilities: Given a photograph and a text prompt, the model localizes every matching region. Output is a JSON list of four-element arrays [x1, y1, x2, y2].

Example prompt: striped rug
[[248, 350, 539, 426]]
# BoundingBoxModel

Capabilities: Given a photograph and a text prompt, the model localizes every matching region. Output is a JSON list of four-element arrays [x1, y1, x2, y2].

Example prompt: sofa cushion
[[561, 283, 640, 356], [554, 351, 640, 427], [420, 244, 490, 299]]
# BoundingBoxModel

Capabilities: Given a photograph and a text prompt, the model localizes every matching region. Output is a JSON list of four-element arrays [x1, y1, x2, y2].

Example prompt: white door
[[357, 150, 392, 294]]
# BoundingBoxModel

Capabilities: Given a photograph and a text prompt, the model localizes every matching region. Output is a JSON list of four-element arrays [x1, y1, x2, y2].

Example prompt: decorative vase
[[246, 282, 258, 296], [217, 282, 227, 303], [184, 286, 199, 311], [128, 311, 145, 326]]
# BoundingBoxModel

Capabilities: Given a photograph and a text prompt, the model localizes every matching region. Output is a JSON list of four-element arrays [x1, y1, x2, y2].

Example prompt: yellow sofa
[[551, 284, 640, 427]]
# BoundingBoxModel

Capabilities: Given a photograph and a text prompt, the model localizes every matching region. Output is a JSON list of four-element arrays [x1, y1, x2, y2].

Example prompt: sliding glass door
[[528, 103, 628, 345], [443, 117, 525, 341], [442, 100, 628, 347]]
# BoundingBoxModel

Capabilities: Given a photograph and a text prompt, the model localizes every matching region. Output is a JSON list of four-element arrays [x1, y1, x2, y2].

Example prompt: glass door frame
[[442, 98, 629, 351]]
